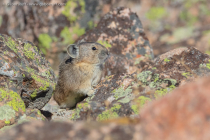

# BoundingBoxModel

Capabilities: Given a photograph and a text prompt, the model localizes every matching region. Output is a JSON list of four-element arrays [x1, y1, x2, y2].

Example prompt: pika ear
[[67, 44, 79, 58]]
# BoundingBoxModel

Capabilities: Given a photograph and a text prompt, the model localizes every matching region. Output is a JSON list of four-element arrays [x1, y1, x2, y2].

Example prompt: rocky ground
[[0, 0, 210, 139]]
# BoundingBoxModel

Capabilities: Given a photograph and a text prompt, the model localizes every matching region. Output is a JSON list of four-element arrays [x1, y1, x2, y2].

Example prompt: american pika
[[53, 42, 109, 109]]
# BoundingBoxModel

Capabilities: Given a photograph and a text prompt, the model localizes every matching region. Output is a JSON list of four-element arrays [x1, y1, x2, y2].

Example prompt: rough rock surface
[[0, 120, 138, 140], [76, 7, 154, 76], [2, 76, 210, 139], [139, 76, 210, 140], [0, 108, 46, 131], [46, 47, 210, 121], [0, 88, 25, 128], [0, 34, 56, 110], [0, 87, 46, 129], [151, 47, 210, 86]]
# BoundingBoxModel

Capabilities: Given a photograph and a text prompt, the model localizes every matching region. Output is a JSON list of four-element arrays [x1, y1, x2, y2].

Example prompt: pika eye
[[92, 47, 97, 50]]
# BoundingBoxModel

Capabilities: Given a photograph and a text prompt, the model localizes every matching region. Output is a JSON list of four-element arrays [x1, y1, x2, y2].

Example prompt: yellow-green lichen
[[164, 58, 170, 62], [168, 27, 194, 44], [180, 11, 198, 26], [149, 74, 160, 88], [26, 66, 54, 88], [30, 89, 37, 99], [180, 0, 203, 26], [62, 0, 85, 22], [70, 103, 84, 120], [60, 26, 85, 45], [97, 104, 121, 121], [146, 7, 167, 21], [23, 43, 36, 59], [41, 70, 52, 79], [131, 105, 138, 114], [131, 96, 151, 114], [0, 88, 26, 112], [87, 21, 96, 29], [137, 71, 152, 85], [206, 60, 210, 69], [0, 105, 16, 122], [36, 110, 45, 120], [112, 86, 133, 103], [97, 40, 112, 48], [1, 36, 18, 53], [155, 85, 176, 99], [38, 33, 52, 54], [0, 16, 2, 27], [4, 120, 10, 124], [105, 75, 113, 79], [36, 58, 39, 65], [137, 71, 177, 89], [182, 72, 191, 78], [27, 66, 55, 90], [26, 66, 35, 73], [31, 74, 55, 90], [39, 82, 49, 91]]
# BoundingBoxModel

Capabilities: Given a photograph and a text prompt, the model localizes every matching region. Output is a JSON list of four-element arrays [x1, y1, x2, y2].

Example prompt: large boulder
[[76, 7, 154, 76], [0, 34, 54, 128], [139, 76, 210, 140], [151, 47, 210, 85], [0, 34, 56, 109]]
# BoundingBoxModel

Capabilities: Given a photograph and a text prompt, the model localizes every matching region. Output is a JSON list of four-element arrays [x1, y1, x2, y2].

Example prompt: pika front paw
[[87, 89, 96, 96], [55, 109, 66, 117]]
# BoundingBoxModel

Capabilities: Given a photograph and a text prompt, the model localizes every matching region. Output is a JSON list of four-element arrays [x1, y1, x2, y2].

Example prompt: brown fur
[[54, 42, 109, 109]]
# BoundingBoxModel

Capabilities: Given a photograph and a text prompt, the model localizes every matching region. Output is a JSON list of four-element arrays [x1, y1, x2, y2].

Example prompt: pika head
[[67, 42, 109, 65]]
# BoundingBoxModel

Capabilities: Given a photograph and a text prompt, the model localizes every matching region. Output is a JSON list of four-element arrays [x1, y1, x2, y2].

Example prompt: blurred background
[[0, 0, 210, 75]]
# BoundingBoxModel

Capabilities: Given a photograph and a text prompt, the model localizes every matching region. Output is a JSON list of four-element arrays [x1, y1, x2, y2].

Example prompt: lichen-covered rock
[[76, 7, 154, 76], [2, 77, 210, 140], [139, 76, 210, 140], [0, 120, 137, 140], [0, 34, 56, 109], [151, 47, 210, 86], [25, 109, 46, 121], [48, 47, 210, 121], [0, 88, 25, 128], [0, 88, 46, 129]]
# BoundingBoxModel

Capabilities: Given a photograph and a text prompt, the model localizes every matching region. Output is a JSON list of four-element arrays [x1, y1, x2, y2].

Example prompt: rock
[[0, 89, 25, 129], [0, 120, 137, 140], [0, 34, 56, 110], [152, 47, 210, 86], [139, 76, 210, 140], [25, 109, 46, 121], [2, 76, 210, 140], [76, 7, 154, 76], [0, 88, 46, 129]]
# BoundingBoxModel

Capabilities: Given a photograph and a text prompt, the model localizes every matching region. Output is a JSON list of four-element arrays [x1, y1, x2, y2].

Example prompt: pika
[[53, 41, 109, 109]]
